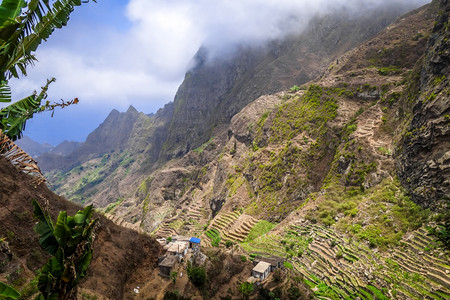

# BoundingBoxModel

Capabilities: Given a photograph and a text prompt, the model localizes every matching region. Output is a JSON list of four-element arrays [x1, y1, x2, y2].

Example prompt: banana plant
[[0, 281, 20, 299], [0, 0, 94, 141], [32, 199, 97, 300]]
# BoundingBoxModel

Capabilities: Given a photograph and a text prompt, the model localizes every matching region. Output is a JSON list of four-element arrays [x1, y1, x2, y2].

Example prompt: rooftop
[[159, 255, 178, 268], [167, 241, 188, 253], [189, 237, 201, 244], [253, 261, 271, 274]]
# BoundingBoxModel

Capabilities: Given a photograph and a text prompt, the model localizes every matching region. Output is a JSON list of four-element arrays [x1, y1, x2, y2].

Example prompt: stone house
[[159, 255, 178, 277]]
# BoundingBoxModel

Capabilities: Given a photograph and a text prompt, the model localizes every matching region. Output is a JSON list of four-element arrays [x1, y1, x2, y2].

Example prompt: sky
[[6, 0, 430, 145]]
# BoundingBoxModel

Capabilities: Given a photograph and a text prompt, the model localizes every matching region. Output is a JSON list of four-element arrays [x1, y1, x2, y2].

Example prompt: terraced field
[[153, 203, 206, 238], [105, 213, 144, 233], [241, 222, 450, 299], [202, 211, 263, 247]]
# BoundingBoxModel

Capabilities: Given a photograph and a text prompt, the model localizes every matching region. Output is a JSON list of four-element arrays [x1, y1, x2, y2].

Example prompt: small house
[[167, 241, 188, 261], [252, 261, 271, 281], [159, 255, 178, 277], [253, 256, 284, 272], [189, 237, 201, 252]]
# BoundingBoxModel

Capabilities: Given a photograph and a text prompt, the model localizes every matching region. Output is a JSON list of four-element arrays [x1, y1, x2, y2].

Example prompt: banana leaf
[[32, 199, 58, 256], [0, 281, 20, 299], [54, 211, 71, 249], [0, 0, 26, 26]]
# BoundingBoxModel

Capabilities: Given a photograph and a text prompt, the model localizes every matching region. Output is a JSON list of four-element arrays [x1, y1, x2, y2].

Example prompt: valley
[[1, 0, 449, 299]]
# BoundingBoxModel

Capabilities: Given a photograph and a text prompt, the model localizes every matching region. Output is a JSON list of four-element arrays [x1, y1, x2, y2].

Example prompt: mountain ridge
[[24, 1, 450, 298]]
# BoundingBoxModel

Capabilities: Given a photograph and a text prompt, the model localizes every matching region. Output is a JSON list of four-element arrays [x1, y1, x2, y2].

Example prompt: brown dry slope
[[0, 156, 162, 299]]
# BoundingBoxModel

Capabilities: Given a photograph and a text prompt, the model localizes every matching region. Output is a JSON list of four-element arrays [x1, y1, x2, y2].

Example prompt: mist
[[128, 0, 431, 63], [7, 0, 431, 145]]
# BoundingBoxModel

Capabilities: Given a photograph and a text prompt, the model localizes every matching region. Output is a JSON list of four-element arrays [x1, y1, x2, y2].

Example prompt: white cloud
[[6, 0, 430, 143]]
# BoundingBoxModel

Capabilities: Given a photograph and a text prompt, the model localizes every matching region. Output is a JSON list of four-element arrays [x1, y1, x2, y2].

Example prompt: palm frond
[[4, 0, 83, 78], [0, 77, 54, 140], [0, 0, 26, 26], [0, 81, 11, 102], [0, 130, 46, 185]]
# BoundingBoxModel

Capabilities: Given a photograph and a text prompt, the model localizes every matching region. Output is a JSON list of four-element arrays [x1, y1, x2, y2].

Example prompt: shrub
[[188, 267, 206, 287], [287, 285, 302, 300], [290, 85, 301, 92], [238, 282, 254, 300]]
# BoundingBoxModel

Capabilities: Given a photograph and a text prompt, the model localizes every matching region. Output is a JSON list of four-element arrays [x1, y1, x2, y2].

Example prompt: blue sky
[[7, 0, 430, 145]]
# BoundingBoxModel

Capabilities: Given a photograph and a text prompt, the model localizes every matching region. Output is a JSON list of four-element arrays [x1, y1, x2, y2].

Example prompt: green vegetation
[[0, 281, 20, 299], [377, 65, 401, 76], [188, 267, 206, 287], [238, 282, 254, 300], [270, 84, 338, 142], [336, 178, 430, 248], [283, 261, 293, 269], [104, 198, 123, 214], [205, 228, 221, 247], [170, 271, 178, 284], [32, 199, 97, 299], [243, 220, 275, 242], [427, 219, 450, 250], [289, 85, 301, 92], [192, 138, 216, 153], [433, 74, 446, 86], [0, 0, 89, 140]]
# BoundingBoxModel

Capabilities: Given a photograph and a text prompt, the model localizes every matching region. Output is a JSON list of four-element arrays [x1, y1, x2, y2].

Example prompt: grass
[[104, 198, 123, 214], [334, 178, 430, 248], [205, 228, 221, 247], [243, 220, 276, 242], [377, 65, 401, 76]]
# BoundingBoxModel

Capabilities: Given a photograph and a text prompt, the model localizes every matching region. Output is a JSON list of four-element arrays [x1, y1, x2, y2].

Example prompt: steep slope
[[161, 4, 418, 160], [396, 0, 450, 209], [27, 2, 449, 299], [41, 3, 420, 212], [0, 156, 162, 299], [38, 105, 142, 172], [103, 1, 448, 299]]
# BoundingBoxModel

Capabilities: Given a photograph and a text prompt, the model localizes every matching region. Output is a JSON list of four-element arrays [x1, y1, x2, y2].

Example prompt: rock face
[[38, 105, 142, 172], [38, 5, 418, 208], [397, 0, 450, 209], [161, 6, 411, 160]]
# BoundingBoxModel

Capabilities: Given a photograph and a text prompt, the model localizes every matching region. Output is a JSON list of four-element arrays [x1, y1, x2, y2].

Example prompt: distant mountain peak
[[126, 105, 138, 114]]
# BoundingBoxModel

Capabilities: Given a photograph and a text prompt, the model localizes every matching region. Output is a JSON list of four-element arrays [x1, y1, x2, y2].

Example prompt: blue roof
[[189, 237, 201, 244]]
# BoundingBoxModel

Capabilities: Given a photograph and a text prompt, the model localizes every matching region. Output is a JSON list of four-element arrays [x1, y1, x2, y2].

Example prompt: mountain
[[27, 1, 450, 299], [16, 136, 82, 159], [38, 105, 141, 172], [40, 3, 419, 205], [49, 140, 82, 156], [15, 136, 53, 158], [0, 156, 162, 299]]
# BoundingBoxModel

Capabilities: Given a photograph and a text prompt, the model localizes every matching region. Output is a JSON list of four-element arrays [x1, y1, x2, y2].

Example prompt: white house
[[252, 261, 271, 280]]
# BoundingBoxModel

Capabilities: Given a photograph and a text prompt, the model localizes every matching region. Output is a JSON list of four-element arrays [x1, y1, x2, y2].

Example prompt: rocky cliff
[[397, 0, 450, 209], [40, 3, 420, 209], [27, 1, 450, 299]]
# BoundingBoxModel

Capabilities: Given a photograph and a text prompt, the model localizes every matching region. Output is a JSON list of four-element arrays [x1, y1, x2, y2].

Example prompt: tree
[[32, 199, 97, 300], [0, 0, 93, 141]]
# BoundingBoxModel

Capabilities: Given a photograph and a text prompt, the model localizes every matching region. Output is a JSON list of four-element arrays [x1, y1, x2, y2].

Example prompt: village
[[156, 236, 285, 284]]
